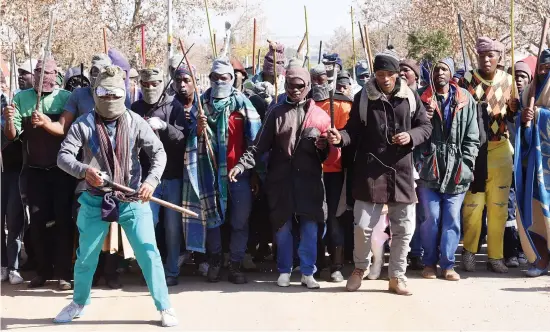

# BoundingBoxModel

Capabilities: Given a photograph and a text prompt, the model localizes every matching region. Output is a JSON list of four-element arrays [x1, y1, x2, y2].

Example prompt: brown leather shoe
[[442, 268, 460, 281], [388, 277, 412, 296], [346, 268, 365, 292], [421, 266, 437, 279]]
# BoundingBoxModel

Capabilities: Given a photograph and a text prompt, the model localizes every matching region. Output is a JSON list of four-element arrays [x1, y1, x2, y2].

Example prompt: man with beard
[[310, 63, 352, 282], [55, 65, 177, 327], [131, 68, 187, 286], [327, 49, 432, 295], [182, 57, 260, 284], [416, 58, 479, 281], [17, 59, 37, 92], [3, 59, 74, 290], [459, 37, 518, 273]]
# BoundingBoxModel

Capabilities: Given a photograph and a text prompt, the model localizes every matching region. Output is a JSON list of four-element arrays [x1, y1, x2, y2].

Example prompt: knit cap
[[263, 42, 286, 76], [373, 49, 400, 73]]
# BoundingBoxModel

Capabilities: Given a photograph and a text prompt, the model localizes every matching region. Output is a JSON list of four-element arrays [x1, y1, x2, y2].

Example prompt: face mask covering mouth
[[141, 83, 163, 104], [312, 83, 330, 101], [210, 80, 233, 99]]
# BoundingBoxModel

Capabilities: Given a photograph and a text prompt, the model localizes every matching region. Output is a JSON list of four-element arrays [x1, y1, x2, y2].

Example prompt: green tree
[[407, 30, 452, 63]]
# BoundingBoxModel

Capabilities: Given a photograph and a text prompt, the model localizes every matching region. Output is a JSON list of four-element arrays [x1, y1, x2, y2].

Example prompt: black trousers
[[27, 167, 75, 280]]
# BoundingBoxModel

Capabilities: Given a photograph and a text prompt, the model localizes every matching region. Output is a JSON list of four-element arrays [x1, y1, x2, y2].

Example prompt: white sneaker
[[242, 253, 256, 270], [53, 301, 85, 323], [160, 308, 179, 327], [8, 271, 24, 285], [301, 275, 320, 289], [1, 267, 8, 281], [277, 273, 291, 287], [198, 262, 209, 277]]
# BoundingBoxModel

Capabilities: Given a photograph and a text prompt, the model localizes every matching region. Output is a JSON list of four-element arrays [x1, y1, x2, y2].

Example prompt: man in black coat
[[328, 50, 432, 295]]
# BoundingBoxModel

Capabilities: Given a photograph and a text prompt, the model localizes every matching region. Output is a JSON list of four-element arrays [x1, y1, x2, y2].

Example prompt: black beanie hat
[[374, 49, 400, 73]]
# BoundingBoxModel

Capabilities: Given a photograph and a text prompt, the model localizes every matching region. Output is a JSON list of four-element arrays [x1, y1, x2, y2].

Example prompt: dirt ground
[[1, 252, 550, 332]]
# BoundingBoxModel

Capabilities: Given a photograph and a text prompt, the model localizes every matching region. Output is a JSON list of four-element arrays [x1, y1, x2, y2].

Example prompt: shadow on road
[[0, 317, 158, 331]]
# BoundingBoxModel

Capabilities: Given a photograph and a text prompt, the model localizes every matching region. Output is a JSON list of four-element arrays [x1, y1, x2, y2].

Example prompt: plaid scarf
[[95, 112, 133, 222], [182, 88, 260, 252]]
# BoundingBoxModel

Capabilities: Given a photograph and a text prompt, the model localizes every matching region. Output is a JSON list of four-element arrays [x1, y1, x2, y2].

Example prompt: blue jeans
[[276, 217, 318, 276], [1, 171, 24, 271], [150, 178, 183, 278], [206, 173, 253, 262], [409, 197, 425, 258], [74, 193, 170, 310], [418, 187, 466, 270]]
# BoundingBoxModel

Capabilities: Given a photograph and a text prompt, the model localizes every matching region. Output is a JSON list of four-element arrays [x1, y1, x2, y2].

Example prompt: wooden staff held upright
[[178, 38, 217, 169]]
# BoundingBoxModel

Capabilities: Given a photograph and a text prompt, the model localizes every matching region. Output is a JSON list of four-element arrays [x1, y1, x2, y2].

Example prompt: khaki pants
[[353, 200, 415, 279]]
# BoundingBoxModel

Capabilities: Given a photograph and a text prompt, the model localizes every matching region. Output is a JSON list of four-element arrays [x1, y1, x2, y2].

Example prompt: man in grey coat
[[54, 65, 178, 327]]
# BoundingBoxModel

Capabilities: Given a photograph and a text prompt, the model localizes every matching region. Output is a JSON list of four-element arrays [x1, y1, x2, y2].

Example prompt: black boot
[[207, 254, 222, 283], [228, 261, 247, 284]]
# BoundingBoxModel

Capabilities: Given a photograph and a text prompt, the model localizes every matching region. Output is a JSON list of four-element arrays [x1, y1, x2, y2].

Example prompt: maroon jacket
[[235, 98, 338, 230]]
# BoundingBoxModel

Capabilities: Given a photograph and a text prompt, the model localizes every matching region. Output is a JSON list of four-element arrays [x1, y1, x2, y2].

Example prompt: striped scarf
[[95, 112, 134, 221]]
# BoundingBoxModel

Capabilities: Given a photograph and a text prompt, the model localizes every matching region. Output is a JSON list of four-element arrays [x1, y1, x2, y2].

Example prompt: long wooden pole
[[178, 38, 217, 169], [252, 18, 257, 75], [363, 24, 374, 73], [204, 0, 217, 58], [526, 17, 550, 128], [26, 3, 32, 71], [457, 14, 469, 71], [103, 27, 108, 53], [304, 6, 310, 70], [510, 0, 516, 99], [351, 7, 356, 79], [274, 43, 278, 103], [141, 25, 146, 68]]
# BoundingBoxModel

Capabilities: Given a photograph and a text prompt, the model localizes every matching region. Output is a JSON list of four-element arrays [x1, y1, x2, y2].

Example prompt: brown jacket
[[339, 78, 432, 204]]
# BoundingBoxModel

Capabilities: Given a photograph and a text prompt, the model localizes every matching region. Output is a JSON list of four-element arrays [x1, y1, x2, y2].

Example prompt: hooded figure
[[130, 68, 188, 285], [63, 65, 90, 92], [514, 48, 550, 278], [229, 64, 338, 290], [56, 64, 177, 326], [181, 56, 261, 284], [5, 57, 74, 291], [242, 41, 286, 103]]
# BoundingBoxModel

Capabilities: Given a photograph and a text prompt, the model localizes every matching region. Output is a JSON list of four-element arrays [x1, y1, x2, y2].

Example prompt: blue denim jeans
[[1, 171, 24, 271], [150, 178, 183, 278], [276, 216, 318, 276], [409, 197, 425, 258], [205, 172, 253, 262], [418, 187, 466, 270]]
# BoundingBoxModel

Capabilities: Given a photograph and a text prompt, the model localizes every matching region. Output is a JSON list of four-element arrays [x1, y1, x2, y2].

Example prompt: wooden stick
[[204, 0, 217, 58], [358, 21, 368, 59], [103, 27, 108, 53], [526, 17, 550, 128], [304, 6, 310, 70], [141, 24, 146, 68], [510, 0, 516, 99], [296, 32, 307, 57], [252, 18, 257, 75], [351, 6, 356, 79], [178, 38, 217, 169], [274, 43, 278, 103], [363, 24, 374, 73], [318, 40, 323, 64], [25, 3, 32, 73], [105, 179, 199, 217]]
